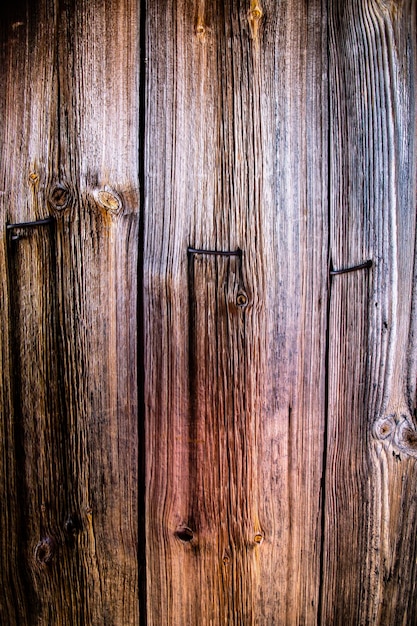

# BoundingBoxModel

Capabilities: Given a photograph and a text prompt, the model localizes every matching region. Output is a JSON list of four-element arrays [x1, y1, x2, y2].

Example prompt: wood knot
[[64, 514, 81, 536], [401, 427, 417, 448], [175, 526, 194, 542], [29, 171, 39, 185], [94, 188, 122, 215], [49, 184, 71, 211], [254, 533, 264, 545], [373, 413, 417, 459], [236, 292, 248, 307], [373, 415, 395, 440], [196, 21, 206, 38], [34, 537, 55, 565], [394, 417, 417, 458], [248, 1, 263, 39], [250, 7, 262, 20]]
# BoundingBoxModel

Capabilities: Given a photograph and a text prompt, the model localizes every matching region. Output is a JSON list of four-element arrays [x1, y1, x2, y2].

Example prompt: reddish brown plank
[[143, 1, 328, 622]]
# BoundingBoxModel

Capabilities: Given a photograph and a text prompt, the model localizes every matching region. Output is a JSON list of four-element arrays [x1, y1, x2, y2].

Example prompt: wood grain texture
[[143, 1, 328, 623], [0, 1, 139, 623], [324, 0, 417, 623], [2, 1, 416, 623]]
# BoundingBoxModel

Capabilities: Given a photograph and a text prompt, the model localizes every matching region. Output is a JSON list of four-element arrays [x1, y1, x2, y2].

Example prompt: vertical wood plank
[[54, 1, 140, 621], [0, 1, 140, 623], [324, 1, 417, 622], [144, 0, 328, 622], [0, 3, 63, 622]]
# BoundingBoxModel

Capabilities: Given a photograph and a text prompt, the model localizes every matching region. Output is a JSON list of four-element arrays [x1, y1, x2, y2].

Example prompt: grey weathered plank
[[0, 1, 139, 623], [143, 0, 328, 622], [323, 1, 417, 623]]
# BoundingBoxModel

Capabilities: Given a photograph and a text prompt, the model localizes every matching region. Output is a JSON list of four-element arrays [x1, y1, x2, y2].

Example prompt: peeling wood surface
[[143, 1, 328, 622], [0, 1, 139, 624], [323, 0, 417, 623]]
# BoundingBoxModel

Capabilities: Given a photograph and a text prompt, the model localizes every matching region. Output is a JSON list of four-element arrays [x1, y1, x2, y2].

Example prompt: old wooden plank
[[54, 2, 140, 621], [144, 0, 328, 622], [0, 0, 139, 623], [0, 3, 65, 623], [323, 0, 417, 622]]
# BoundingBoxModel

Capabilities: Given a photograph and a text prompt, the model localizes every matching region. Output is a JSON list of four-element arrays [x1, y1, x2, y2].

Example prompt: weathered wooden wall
[[0, 1, 139, 623], [1, 0, 416, 624]]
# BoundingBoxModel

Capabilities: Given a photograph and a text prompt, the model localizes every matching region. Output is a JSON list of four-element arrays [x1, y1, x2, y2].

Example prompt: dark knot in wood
[[373, 414, 417, 459], [49, 184, 71, 210], [175, 526, 194, 542], [64, 514, 81, 536], [34, 537, 55, 565], [236, 292, 248, 307]]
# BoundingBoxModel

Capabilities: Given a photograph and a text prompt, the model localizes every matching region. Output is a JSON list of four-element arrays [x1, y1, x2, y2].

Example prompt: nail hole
[[254, 533, 264, 545]]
